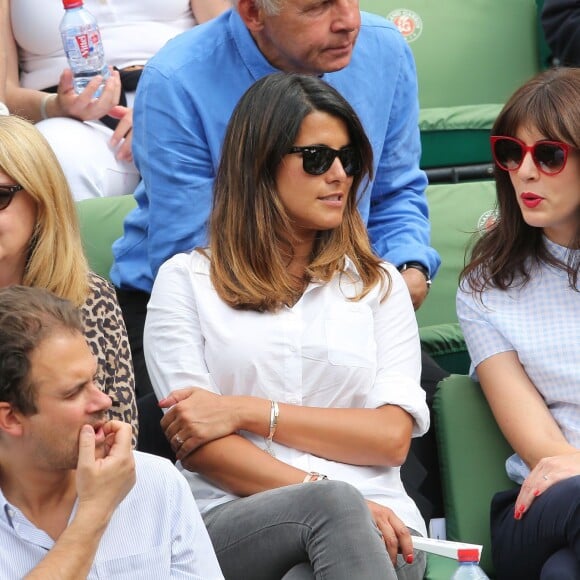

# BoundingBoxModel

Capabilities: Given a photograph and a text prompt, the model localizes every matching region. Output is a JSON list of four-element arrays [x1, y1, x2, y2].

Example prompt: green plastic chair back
[[433, 375, 518, 577], [360, 0, 540, 108], [76, 195, 137, 281], [417, 181, 497, 328]]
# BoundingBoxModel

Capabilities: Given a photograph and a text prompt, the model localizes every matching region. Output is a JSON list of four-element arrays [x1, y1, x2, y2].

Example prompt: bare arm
[[25, 422, 135, 579], [0, 0, 7, 102], [2, 1, 121, 123], [477, 351, 580, 515], [161, 388, 413, 468], [190, 0, 232, 23]]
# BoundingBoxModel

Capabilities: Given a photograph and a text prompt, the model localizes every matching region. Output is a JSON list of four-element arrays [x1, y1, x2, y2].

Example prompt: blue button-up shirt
[[111, 9, 440, 292]]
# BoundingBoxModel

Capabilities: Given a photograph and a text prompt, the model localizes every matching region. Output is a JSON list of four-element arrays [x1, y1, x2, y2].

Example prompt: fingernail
[[405, 554, 414, 564], [518, 504, 525, 513], [514, 511, 521, 520], [533, 489, 540, 497]]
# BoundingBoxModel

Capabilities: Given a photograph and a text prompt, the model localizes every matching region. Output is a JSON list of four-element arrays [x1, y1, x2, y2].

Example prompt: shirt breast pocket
[[324, 303, 375, 368]]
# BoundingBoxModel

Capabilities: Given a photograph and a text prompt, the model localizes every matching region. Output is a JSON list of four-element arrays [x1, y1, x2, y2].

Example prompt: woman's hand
[[54, 67, 121, 121], [365, 499, 414, 566], [108, 105, 133, 161], [158, 387, 241, 460], [514, 452, 580, 519]]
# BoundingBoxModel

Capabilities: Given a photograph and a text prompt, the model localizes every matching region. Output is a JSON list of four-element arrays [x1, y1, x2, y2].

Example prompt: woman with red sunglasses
[[458, 67, 580, 579]]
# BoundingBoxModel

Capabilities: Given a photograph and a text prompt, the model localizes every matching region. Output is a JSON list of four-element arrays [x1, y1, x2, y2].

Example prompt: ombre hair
[[209, 72, 386, 312], [0, 116, 89, 305], [462, 67, 580, 294]]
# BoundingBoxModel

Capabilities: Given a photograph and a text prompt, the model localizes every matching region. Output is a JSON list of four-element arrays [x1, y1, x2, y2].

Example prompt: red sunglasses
[[490, 136, 572, 176]]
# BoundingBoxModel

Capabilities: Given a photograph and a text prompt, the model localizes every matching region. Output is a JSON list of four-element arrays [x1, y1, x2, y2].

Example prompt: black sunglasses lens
[[534, 143, 566, 172], [302, 148, 334, 175], [0, 191, 14, 210], [494, 139, 523, 169], [339, 148, 361, 176]]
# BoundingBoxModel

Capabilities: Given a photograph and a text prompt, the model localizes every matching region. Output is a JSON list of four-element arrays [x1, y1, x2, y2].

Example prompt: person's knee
[[540, 547, 580, 580], [302, 480, 370, 525]]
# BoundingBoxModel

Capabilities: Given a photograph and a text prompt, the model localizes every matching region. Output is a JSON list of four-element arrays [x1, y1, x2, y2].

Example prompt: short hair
[[0, 286, 83, 415], [0, 116, 89, 306], [209, 72, 386, 312], [462, 67, 580, 294], [233, 0, 283, 16]]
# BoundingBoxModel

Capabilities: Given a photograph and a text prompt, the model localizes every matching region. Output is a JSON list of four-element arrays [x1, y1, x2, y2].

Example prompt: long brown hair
[[462, 68, 580, 294], [208, 73, 387, 312]]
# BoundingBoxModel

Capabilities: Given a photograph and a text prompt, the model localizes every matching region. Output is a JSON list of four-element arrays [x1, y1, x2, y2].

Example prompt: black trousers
[[116, 286, 448, 520], [490, 476, 580, 580]]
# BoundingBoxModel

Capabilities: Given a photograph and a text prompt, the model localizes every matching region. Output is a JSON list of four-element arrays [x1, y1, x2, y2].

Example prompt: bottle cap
[[457, 548, 480, 562], [62, 0, 83, 8]]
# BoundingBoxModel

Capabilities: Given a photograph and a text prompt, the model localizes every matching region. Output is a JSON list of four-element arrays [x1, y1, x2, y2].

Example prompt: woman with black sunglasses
[[458, 67, 580, 579], [0, 114, 137, 445], [144, 73, 429, 580]]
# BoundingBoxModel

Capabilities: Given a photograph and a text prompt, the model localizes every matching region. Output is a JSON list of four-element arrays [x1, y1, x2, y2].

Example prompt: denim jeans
[[202, 480, 426, 580]]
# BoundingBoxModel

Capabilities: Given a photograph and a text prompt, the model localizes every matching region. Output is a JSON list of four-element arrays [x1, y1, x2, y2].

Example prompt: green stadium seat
[[359, 0, 541, 182]]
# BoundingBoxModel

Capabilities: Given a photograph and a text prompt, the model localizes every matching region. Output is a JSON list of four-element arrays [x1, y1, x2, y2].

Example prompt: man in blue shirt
[[112, 0, 441, 392]]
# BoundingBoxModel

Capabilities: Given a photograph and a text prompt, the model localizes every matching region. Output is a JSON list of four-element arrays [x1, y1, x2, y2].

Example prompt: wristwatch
[[399, 261, 432, 289], [0, 102, 9, 116]]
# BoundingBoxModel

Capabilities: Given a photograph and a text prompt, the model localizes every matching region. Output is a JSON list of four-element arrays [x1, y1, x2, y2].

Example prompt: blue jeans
[[491, 476, 580, 580], [202, 480, 426, 580]]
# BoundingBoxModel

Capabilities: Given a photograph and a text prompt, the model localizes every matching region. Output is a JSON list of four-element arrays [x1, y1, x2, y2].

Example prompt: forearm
[[182, 433, 307, 496], [233, 397, 413, 467], [24, 506, 110, 579]]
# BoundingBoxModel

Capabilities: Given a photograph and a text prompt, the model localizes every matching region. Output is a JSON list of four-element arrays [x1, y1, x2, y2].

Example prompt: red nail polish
[[514, 511, 521, 520], [533, 489, 540, 497], [406, 554, 414, 564], [518, 504, 525, 513]]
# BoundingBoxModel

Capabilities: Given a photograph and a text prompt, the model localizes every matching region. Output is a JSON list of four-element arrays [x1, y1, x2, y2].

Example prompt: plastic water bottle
[[450, 549, 490, 579], [60, 0, 109, 96]]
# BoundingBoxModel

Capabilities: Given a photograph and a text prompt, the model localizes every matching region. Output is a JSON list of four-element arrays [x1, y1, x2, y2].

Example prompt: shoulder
[[144, 10, 233, 78], [132, 451, 190, 494], [358, 11, 408, 50], [159, 250, 211, 277], [81, 272, 120, 314]]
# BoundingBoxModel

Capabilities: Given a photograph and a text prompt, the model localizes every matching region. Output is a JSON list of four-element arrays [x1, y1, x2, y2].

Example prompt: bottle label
[[62, 26, 105, 65]]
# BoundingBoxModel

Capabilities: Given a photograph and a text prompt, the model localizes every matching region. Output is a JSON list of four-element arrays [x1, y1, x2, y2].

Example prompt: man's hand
[[159, 388, 239, 461], [400, 267, 429, 310], [366, 499, 415, 566], [76, 421, 135, 524], [53, 67, 121, 121]]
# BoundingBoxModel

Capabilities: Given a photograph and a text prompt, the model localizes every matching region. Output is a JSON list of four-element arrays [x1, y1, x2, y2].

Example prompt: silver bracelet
[[265, 400, 279, 456], [40, 94, 56, 120]]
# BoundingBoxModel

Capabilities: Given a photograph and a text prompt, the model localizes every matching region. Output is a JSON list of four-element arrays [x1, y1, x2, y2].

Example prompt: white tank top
[[11, 0, 196, 89]]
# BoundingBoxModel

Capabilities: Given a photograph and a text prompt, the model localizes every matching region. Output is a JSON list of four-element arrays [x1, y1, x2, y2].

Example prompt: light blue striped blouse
[[0, 451, 224, 579], [457, 237, 580, 484]]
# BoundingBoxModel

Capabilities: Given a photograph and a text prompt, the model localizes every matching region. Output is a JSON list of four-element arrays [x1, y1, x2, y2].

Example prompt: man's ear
[[237, 0, 267, 33], [0, 402, 25, 437]]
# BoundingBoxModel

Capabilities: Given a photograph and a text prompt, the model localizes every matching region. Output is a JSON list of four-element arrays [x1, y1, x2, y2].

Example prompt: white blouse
[[11, 0, 196, 90], [145, 251, 429, 535]]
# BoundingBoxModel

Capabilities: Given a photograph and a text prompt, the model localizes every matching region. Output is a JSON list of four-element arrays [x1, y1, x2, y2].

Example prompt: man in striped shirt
[[0, 286, 223, 579]]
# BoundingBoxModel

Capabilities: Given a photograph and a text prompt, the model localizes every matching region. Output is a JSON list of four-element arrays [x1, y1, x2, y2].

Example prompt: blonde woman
[[0, 115, 137, 442]]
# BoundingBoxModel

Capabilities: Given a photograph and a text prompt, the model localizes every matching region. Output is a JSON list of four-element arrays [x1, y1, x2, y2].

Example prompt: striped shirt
[[457, 237, 580, 484], [0, 452, 224, 579]]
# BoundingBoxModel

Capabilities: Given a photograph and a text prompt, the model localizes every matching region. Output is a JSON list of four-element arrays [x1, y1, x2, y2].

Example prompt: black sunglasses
[[491, 136, 572, 176], [0, 184, 23, 210], [288, 145, 361, 177]]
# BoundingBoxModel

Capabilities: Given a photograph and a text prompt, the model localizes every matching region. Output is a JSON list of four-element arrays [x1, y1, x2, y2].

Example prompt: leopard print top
[[81, 272, 138, 446]]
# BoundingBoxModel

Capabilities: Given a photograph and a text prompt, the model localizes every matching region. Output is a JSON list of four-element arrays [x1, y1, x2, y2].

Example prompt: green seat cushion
[[76, 195, 137, 281], [420, 323, 469, 375]]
